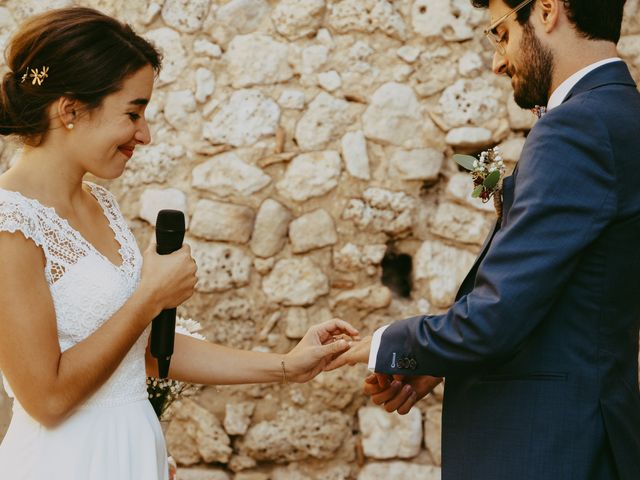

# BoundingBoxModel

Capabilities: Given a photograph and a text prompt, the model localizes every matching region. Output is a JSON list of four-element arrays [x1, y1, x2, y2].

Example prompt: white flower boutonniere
[[454, 147, 506, 217]]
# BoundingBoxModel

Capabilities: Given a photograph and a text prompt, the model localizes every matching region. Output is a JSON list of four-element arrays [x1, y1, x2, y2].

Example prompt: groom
[[329, 1, 640, 479]]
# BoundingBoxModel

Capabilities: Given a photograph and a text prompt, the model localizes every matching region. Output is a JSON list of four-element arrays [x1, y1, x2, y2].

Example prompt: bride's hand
[[284, 319, 359, 383]]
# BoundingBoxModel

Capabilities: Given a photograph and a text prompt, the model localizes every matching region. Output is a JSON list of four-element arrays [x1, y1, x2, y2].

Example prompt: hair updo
[[0, 6, 162, 144]]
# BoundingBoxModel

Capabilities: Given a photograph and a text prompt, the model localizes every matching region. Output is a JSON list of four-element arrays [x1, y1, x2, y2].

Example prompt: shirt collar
[[547, 57, 623, 111]]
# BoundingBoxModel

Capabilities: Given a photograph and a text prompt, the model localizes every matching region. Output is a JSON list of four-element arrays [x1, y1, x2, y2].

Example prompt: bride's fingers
[[314, 319, 359, 342]]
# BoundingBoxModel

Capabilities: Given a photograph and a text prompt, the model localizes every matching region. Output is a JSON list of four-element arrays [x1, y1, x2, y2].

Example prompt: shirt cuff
[[368, 325, 389, 370]]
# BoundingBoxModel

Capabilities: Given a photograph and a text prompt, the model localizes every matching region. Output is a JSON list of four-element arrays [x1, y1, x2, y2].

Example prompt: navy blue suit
[[375, 62, 640, 479]]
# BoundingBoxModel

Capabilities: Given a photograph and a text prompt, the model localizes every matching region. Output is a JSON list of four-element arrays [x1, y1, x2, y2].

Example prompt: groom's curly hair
[[471, 0, 626, 44]]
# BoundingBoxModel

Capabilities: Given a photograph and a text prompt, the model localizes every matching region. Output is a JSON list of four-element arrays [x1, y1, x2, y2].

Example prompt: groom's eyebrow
[[128, 98, 149, 106]]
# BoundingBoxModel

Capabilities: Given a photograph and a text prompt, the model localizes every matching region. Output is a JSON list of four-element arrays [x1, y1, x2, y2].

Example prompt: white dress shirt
[[367, 57, 624, 371]]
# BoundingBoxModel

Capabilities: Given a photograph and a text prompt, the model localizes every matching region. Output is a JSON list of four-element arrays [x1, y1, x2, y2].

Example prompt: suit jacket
[[375, 61, 640, 479]]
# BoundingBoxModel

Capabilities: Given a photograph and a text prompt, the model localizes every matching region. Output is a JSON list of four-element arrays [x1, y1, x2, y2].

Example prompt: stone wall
[[1, 0, 639, 478]]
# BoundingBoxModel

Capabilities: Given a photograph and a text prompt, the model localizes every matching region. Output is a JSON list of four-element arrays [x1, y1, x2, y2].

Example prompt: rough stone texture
[[445, 126, 493, 149], [358, 462, 441, 480], [166, 398, 232, 465], [138, 187, 189, 226], [178, 468, 231, 480], [342, 188, 416, 235], [331, 285, 392, 314], [191, 151, 271, 198], [318, 70, 342, 92], [414, 240, 477, 308], [262, 258, 329, 306], [190, 199, 255, 244], [191, 240, 252, 292], [224, 402, 255, 436], [430, 202, 493, 245], [226, 34, 293, 88], [289, 209, 338, 253], [278, 89, 306, 110], [327, 0, 407, 40], [358, 407, 423, 459], [437, 79, 504, 130], [203, 89, 280, 147], [341, 130, 370, 180], [161, 0, 211, 33], [497, 137, 526, 163], [411, 0, 473, 41], [143, 27, 187, 87], [195, 68, 216, 103], [121, 143, 184, 187], [284, 307, 309, 339], [165, 90, 198, 129], [250, 199, 292, 257], [237, 408, 352, 462], [295, 93, 354, 151], [193, 38, 222, 58], [215, 0, 271, 34], [389, 148, 444, 182], [276, 151, 341, 202], [363, 82, 434, 149], [271, 0, 325, 40], [333, 243, 386, 274]]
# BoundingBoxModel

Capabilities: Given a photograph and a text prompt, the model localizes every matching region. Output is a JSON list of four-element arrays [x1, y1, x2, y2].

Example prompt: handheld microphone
[[150, 209, 185, 379]]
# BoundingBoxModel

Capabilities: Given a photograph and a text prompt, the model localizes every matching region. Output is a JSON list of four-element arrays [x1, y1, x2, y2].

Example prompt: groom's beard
[[510, 22, 555, 109]]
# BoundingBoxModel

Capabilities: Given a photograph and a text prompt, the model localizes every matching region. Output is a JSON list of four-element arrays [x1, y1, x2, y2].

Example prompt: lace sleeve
[[0, 198, 45, 249]]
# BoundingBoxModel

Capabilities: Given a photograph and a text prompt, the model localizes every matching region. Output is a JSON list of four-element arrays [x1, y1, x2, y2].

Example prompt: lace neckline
[[0, 182, 127, 270]]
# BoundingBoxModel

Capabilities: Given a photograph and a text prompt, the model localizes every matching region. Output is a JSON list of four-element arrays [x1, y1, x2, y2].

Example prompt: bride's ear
[[55, 97, 80, 130]]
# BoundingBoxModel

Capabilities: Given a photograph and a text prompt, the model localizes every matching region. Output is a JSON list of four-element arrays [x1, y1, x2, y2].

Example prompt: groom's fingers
[[396, 391, 418, 415], [370, 381, 403, 405], [379, 384, 416, 413]]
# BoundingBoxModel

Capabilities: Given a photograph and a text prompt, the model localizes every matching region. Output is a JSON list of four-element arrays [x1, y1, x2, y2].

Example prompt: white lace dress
[[0, 182, 168, 480]]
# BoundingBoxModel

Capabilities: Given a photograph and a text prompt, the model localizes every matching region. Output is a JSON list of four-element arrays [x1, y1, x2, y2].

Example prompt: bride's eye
[[127, 112, 140, 121]]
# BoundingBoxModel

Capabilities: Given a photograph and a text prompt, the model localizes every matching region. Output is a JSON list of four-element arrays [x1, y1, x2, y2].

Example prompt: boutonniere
[[453, 147, 506, 217]]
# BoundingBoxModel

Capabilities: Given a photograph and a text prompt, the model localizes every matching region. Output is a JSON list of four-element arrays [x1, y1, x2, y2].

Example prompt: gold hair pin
[[21, 66, 49, 86]]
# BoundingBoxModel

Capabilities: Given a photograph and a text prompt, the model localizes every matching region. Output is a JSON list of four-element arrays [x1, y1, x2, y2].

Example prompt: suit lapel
[[455, 172, 516, 301]]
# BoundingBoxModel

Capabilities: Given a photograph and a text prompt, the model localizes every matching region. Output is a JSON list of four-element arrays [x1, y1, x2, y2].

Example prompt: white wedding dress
[[0, 182, 168, 480]]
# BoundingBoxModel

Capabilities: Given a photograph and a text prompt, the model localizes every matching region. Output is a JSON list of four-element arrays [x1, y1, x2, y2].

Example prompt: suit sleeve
[[375, 97, 617, 377]]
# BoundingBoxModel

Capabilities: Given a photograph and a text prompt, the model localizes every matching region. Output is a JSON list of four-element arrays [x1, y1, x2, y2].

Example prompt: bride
[[0, 7, 357, 479]]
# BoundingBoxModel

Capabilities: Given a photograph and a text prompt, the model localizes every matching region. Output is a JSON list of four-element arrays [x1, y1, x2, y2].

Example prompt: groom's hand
[[364, 373, 443, 415], [323, 335, 372, 371]]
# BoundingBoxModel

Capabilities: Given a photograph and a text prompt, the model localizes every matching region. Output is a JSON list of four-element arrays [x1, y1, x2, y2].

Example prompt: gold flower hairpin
[[21, 66, 49, 86]]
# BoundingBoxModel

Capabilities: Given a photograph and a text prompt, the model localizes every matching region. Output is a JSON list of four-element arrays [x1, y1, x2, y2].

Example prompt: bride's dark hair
[[0, 6, 162, 144]]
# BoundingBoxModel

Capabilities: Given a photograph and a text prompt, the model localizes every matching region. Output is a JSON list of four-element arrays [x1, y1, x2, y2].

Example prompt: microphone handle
[[150, 308, 176, 379], [151, 224, 185, 379]]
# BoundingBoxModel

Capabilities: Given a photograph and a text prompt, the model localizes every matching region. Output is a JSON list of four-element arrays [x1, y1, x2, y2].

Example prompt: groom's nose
[[492, 51, 508, 76]]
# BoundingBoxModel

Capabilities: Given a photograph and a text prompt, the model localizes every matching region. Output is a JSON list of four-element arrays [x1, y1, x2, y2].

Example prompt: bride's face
[[72, 65, 154, 180]]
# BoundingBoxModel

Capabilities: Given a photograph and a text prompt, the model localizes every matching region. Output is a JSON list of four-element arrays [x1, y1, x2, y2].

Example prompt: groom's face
[[488, 0, 555, 109], [511, 21, 555, 109]]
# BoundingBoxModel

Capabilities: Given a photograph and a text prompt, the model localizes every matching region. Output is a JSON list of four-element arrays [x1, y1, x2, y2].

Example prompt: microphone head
[[155, 210, 185, 233]]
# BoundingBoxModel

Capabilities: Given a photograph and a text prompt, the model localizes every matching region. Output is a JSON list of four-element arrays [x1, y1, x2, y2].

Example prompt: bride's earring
[[67, 123, 74, 130]]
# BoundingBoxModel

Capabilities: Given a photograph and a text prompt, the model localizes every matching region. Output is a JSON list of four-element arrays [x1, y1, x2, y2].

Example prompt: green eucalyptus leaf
[[472, 185, 484, 198], [453, 154, 477, 171], [483, 170, 500, 189]]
